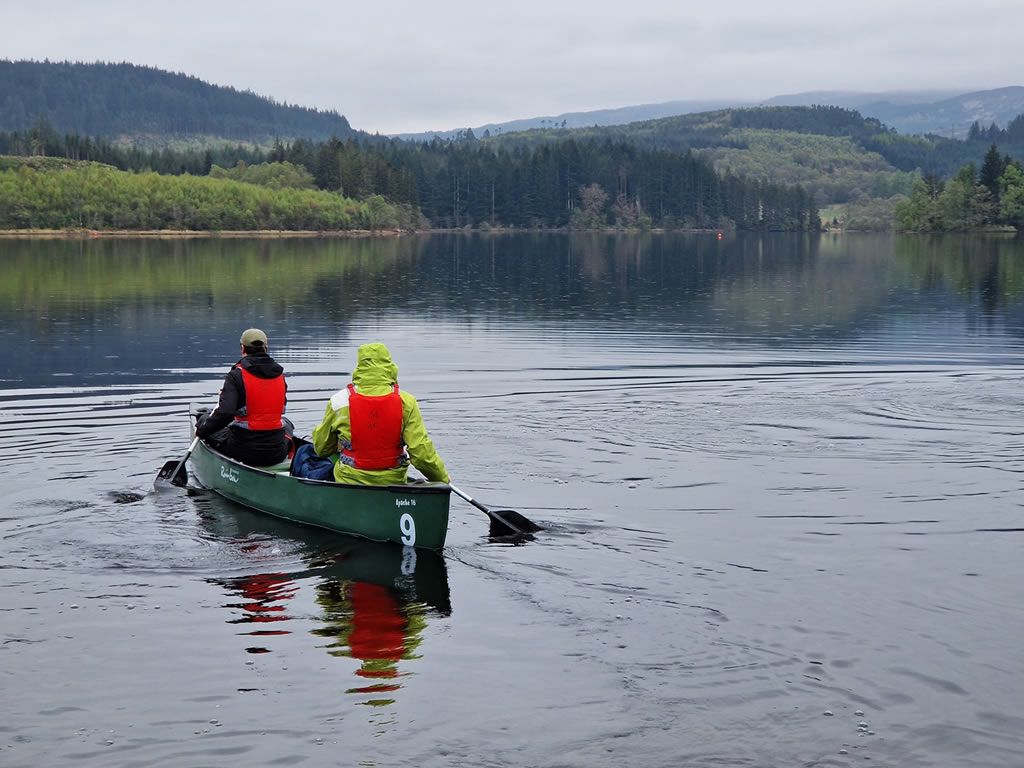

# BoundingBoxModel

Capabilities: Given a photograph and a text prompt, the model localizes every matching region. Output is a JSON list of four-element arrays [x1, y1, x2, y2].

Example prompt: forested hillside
[[0, 126, 819, 231], [367, 139, 818, 230], [490, 106, 1024, 192], [0, 156, 418, 230], [0, 60, 357, 144]]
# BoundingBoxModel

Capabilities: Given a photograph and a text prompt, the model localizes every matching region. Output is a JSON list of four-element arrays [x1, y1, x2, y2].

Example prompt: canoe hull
[[190, 440, 450, 550]]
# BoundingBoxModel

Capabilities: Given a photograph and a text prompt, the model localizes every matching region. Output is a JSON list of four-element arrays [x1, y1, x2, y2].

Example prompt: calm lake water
[[1, 232, 1023, 767]]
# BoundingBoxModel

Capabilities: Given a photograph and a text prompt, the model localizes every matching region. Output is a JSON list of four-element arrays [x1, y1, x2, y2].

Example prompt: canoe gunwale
[[198, 440, 450, 495]]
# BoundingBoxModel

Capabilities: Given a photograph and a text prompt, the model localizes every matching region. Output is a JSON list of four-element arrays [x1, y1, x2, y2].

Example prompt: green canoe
[[189, 439, 451, 550]]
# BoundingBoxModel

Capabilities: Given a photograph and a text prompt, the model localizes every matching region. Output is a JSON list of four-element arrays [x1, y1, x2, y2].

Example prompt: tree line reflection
[[1, 233, 1022, 384]]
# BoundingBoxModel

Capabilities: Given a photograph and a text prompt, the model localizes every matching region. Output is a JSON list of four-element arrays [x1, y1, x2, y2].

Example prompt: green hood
[[352, 342, 399, 390]]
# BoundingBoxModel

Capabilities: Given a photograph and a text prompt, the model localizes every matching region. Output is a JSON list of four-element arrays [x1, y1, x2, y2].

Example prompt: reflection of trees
[[5, 233, 1024, 369], [567, 232, 835, 333], [892, 234, 1024, 313], [572, 233, 651, 289], [564, 231, 1024, 339], [0, 237, 423, 311], [707, 233, 898, 337], [0, 237, 426, 384], [7, 233, 1024, 322]]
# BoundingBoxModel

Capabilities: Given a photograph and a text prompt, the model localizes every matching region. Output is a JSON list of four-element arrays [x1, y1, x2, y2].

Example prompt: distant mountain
[[399, 87, 1024, 141], [0, 60, 359, 146], [761, 89, 966, 108], [763, 87, 1024, 137], [394, 99, 752, 141], [853, 87, 1024, 137]]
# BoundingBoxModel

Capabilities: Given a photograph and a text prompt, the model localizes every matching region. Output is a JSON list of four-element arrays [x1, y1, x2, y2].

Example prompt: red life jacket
[[234, 367, 286, 430], [342, 383, 404, 470]]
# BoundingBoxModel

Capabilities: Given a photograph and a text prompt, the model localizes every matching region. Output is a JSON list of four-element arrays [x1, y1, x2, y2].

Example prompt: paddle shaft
[[447, 483, 488, 514], [160, 436, 198, 487], [177, 436, 200, 468]]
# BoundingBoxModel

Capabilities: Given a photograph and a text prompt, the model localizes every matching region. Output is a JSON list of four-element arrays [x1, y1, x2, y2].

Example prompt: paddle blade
[[154, 459, 189, 490], [488, 508, 543, 536], [446, 484, 542, 537]]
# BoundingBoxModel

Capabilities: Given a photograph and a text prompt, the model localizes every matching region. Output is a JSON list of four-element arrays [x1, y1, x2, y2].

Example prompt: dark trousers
[[205, 418, 294, 466]]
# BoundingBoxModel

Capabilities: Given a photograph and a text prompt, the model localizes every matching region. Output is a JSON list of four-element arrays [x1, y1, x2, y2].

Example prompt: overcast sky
[[5, 0, 1023, 134]]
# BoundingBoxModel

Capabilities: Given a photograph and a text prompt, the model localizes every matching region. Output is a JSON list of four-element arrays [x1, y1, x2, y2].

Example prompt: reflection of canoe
[[190, 439, 451, 549], [198, 499, 451, 616], [203, 498, 450, 706]]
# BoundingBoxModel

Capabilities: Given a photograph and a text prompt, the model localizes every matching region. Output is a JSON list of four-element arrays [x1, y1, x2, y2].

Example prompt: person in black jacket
[[196, 328, 292, 466]]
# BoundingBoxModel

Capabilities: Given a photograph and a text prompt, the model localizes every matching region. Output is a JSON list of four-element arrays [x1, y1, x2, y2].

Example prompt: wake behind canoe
[[189, 439, 450, 550]]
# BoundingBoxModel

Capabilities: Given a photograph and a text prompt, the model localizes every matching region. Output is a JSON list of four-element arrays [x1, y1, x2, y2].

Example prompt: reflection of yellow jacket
[[312, 343, 449, 485]]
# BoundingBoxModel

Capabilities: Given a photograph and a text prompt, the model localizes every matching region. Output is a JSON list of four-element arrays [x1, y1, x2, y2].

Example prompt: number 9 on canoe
[[400, 513, 416, 547]]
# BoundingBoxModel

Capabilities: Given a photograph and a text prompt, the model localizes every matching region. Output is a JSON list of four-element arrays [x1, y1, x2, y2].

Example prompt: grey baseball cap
[[240, 328, 268, 347]]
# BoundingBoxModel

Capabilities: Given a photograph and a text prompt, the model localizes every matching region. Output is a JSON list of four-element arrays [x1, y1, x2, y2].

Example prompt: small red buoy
[[716, 231, 723, 240]]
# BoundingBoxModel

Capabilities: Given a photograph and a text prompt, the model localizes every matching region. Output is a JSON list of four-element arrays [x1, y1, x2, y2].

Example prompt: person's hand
[[194, 409, 213, 435]]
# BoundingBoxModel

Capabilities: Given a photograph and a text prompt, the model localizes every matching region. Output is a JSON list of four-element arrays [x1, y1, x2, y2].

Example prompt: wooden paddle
[[448, 483, 542, 537], [154, 436, 198, 490]]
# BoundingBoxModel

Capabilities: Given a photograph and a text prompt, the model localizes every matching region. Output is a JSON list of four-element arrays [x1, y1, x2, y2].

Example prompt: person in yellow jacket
[[311, 343, 450, 485]]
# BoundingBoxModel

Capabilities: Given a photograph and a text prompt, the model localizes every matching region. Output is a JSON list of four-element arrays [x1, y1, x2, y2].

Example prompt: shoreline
[[0, 228, 408, 239], [4, 227, 1015, 239], [0, 226, 744, 239]]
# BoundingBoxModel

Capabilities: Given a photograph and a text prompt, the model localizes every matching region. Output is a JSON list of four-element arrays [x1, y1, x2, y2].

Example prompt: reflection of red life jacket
[[349, 582, 405, 676], [234, 367, 286, 430], [342, 383, 404, 470], [235, 572, 296, 629]]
